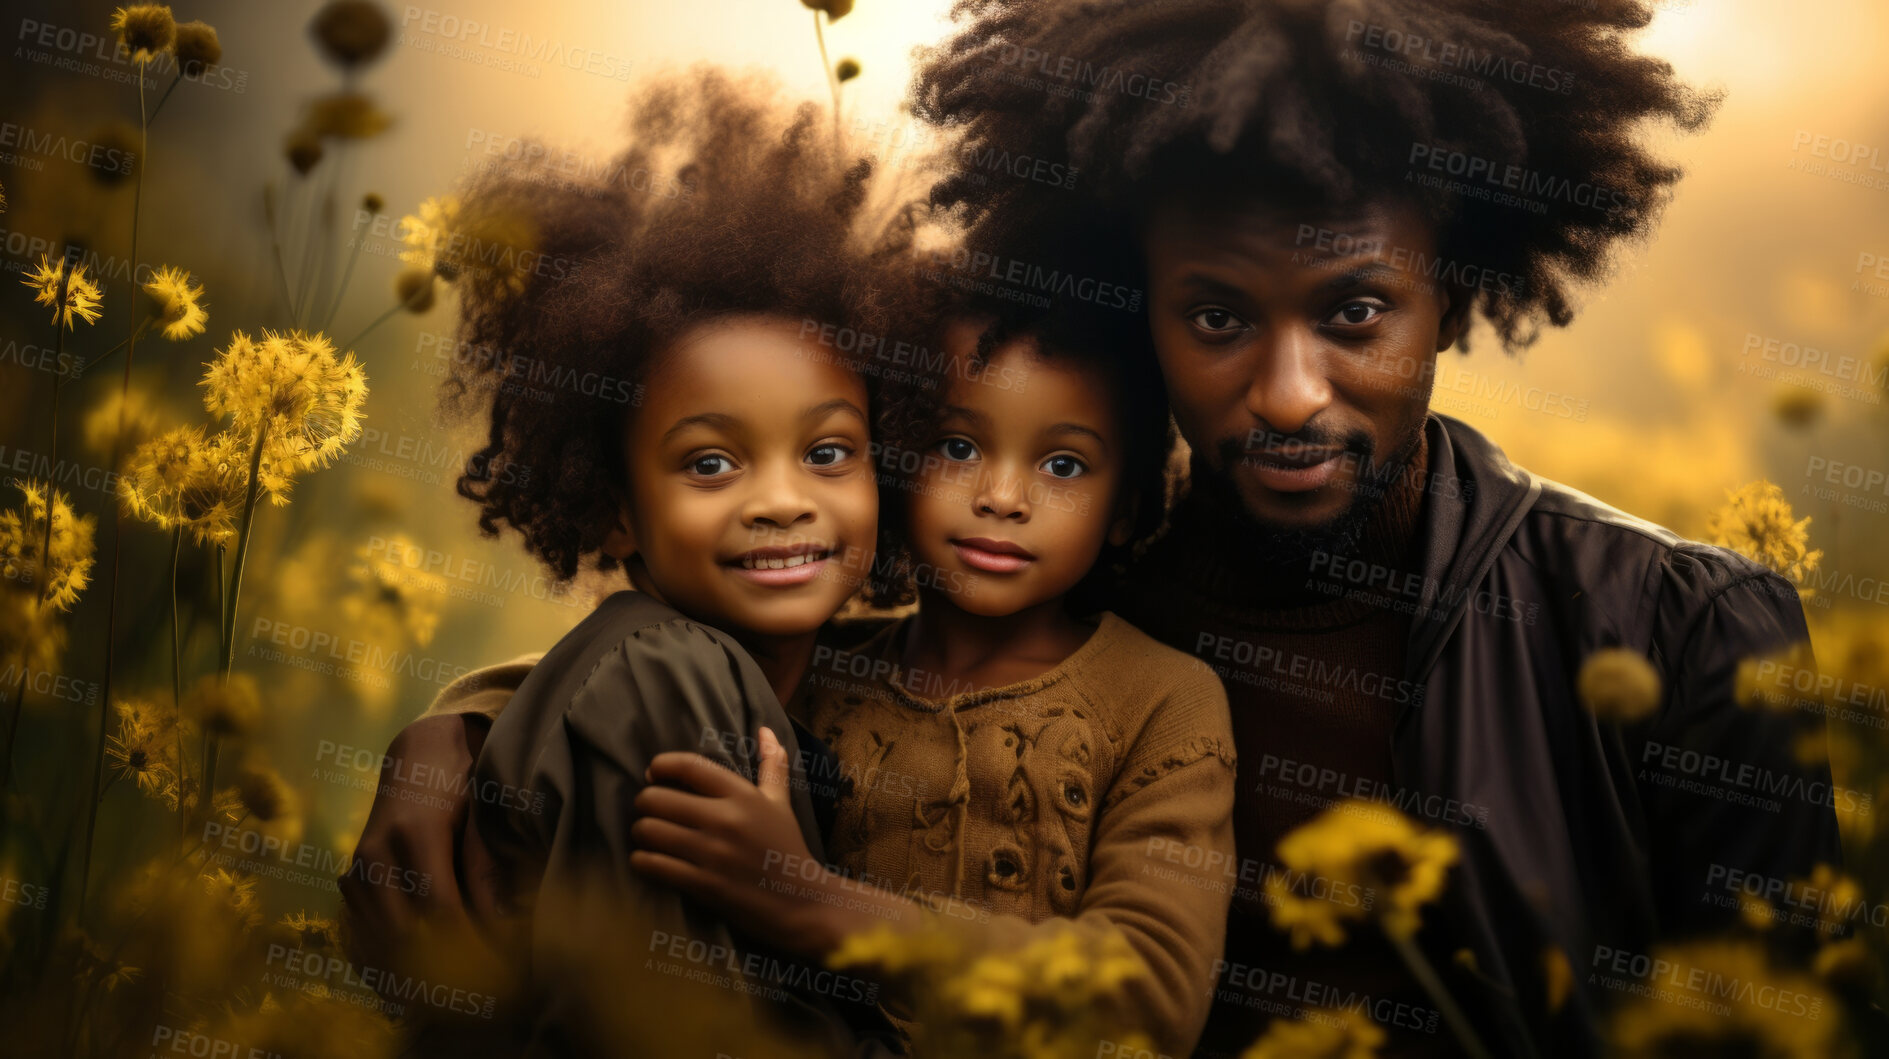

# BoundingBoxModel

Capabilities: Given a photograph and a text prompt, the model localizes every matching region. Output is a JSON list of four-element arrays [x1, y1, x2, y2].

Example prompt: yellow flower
[[118, 425, 247, 544], [141, 265, 208, 341], [172, 19, 220, 75], [233, 759, 304, 848], [1734, 641, 1817, 713], [279, 910, 341, 953], [1609, 940, 1837, 1059], [0, 480, 98, 611], [303, 91, 394, 140], [398, 195, 536, 294], [182, 673, 260, 737], [200, 329, 369, 478], [109, 4, 175, 63], [201, 868, 262, 930], [21, 254, 103, 329], [1794, 864, 1863, 938], [1241, 1007, 1385, 1059], [345, 534, 444, 647], [1813, 938, 1872, 990], [105, 698, 182, 803], [1267, 801, 1459, 948], [83, 388, 163, 455], [1706, 481, 1823, 590], [1576, 647, 1662, 722]]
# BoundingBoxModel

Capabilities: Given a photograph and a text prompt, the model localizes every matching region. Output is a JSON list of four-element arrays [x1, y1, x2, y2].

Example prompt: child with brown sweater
[[627, 306, 1240, 1057]]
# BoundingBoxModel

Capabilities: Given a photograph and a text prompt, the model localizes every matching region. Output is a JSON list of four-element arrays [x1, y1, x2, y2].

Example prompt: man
[[346, 2, 1841, 1055]]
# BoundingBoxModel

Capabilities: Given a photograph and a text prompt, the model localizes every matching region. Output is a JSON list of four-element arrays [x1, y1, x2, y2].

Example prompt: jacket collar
[[1403, 414, 1543, 694]]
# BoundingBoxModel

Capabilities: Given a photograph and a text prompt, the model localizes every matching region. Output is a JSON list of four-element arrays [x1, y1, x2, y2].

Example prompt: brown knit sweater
[[421, 612, 1239, 1058]]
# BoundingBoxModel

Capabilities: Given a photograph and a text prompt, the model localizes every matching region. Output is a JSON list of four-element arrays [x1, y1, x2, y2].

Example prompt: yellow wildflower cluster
[[199, 328, 369, 486], [1608, 940, 1841, 1059], [831, 920, 1154, 1059], [1267, 801, 1459, 949], [0, 480, 98, 611], [1241, 1006, 1385, 1059], [21, 254, 104, 329], [1707, 480, 1823, 591], [344, 533, 445, 648], [118, 424, 249, 543]]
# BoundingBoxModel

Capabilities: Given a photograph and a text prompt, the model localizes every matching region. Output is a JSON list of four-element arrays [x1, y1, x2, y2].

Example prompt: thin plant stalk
[[170, 525, 188, 835], [264, 183, 296, 317], [812, 12, 842, 143], [319, 205, 373, 333], [1388, 931, 1495, 1059], [202, 422, 267, 813], [82, 56, 152, 925], [340, 275, 433, 352]]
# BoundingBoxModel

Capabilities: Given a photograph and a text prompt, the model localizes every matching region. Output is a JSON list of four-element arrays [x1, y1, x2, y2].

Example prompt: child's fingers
[[627, 848, 718, 898], [645, 751, 751, 795], [628, 814, 720, 866], [756, 726, 791, 809], [632, 783, 728, 831]]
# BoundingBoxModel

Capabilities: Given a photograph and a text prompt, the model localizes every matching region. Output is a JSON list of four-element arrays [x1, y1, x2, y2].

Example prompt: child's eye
[[938, 437, 978, 461], [687, 454, 735, 477], [1326, 299, 1386, 328], [806, 443, 853, 467], [1041, 455, 1087, 479]]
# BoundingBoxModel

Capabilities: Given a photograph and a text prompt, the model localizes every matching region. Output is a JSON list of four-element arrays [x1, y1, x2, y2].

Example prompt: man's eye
[[1330, 301, 1384, 326], [939, 438, 978, 461], [1188, 307, 1246, 333], [688, 454, 734, 476], [806, 443, 852, 467], [1041, 455, 1086, 479]]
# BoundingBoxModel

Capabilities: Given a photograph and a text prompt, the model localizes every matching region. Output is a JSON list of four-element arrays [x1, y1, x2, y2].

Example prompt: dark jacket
[[1132, 414, 1843, 1057]]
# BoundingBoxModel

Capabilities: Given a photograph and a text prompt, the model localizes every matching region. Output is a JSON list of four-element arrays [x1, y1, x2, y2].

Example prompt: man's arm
[[338, 657, 535, 976], [1636, 560, 1844, 951]]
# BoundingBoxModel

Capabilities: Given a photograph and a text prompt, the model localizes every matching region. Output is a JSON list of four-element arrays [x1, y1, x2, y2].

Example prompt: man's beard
[[1200, 418, 1426, 567]]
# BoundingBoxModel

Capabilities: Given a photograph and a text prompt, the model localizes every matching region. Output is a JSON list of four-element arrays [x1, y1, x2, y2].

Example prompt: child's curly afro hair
[[439, 68, 926, 583], [912, 0, 1721, 350]]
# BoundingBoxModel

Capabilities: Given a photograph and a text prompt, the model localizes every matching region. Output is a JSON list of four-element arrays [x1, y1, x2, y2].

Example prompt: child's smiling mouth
[[726, 543, 838, 587]]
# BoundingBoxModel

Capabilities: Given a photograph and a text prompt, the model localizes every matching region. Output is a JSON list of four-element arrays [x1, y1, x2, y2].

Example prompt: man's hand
[[339, 712, 503, 975], [629, 726, 881, 959]]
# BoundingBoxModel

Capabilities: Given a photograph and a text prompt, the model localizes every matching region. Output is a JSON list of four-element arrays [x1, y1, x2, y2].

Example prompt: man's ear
[[600, 496, 637, 561], [1436, 281, 1474, 353]]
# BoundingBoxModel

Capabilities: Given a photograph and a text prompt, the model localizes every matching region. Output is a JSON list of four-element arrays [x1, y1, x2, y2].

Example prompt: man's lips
[[1243, 447, 1345, 493], [724, 543, 837, 587], [951, 537, 1035, 574]]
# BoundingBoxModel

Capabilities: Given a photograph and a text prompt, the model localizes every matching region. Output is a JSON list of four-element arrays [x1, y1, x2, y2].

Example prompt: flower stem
[[320, 211, 373, 334], [146, 70, 183, 124], [80, 315, 156, 375], [340, 278, 431, 352], [170, 525, 187, 835], [80, 57, 151, 926], [813, 12, 842, 145], [1388, 931, 1493, 1059], [264, 182, 297, 320]]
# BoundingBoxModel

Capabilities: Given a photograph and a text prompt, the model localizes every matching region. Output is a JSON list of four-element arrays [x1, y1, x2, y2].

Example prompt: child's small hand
[[628, 726, 831, 956]]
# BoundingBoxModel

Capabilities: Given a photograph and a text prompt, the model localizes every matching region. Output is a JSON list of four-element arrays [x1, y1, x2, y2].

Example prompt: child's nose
[[743, 461, 817, 527], [974, 468, 1029, 521]]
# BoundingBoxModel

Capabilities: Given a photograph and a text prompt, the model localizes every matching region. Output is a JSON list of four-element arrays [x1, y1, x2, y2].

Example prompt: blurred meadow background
[[0, 0, 1885, 1055]]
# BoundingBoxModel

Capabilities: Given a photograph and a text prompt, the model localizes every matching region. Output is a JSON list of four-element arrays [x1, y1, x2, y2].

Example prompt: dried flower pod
[[110, 4, 176, 63], [285, 128, 323, 175], [309, 0, 391, 69], [836, 58, 861, 82], [172, 20, 221, 75]]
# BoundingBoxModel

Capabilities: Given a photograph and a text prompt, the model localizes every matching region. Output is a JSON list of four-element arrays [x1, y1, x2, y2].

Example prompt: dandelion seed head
[[1707, 480, 1823, 590], [310, 0, 392, 69], [22, 254, 104, 329], [172, 20, 221, 75], [110, 4, 175, 63]]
